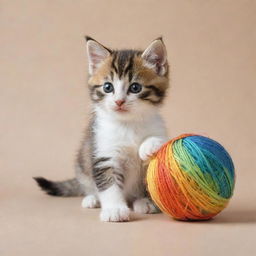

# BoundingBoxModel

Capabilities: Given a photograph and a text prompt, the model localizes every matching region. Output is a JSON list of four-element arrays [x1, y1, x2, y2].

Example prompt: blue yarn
[[182, 135, 235, 199]]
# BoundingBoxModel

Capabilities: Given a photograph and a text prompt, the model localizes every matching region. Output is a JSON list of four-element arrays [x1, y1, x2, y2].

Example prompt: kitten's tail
[[33, 177, 85, 197]]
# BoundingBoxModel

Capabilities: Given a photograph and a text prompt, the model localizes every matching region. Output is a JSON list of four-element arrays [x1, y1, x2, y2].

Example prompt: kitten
[[34, 36, 169, 222]]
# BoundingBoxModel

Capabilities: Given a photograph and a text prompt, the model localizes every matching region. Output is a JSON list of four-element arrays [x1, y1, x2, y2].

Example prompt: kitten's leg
[[81, 195, 100, 208], [139, 136, 167, 161], [133, 197, 160, 214], [99, 184, 130, 222], [93, 158, 130, 222]]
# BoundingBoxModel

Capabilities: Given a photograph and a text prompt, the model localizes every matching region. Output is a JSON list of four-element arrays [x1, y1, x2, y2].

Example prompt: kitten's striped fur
[[35, 36, 170, 222]]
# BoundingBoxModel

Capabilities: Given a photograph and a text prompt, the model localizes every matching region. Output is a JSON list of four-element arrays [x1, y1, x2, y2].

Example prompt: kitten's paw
[[100, 205, 131, 222], [81, 195, 100, 208], [139, 136, 166, 161], [133, 198, 160, 214]]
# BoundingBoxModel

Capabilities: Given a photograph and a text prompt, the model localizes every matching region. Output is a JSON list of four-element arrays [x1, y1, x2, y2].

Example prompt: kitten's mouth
[[114, 107, 128, 113]]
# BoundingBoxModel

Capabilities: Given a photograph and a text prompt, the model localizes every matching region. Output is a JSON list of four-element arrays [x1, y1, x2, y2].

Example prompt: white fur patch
[[81, 195, 100, 208], [94, 106, 168, 199], [139, 136, 167, 161], [133, 198, 159, 214], [100, 206, 131, 222], [99, 184, 130, 222]]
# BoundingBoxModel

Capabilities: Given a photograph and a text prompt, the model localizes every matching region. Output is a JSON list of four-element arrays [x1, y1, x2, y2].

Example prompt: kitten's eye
[[129, 83, 142, 94], [103, 82, 114, 93]]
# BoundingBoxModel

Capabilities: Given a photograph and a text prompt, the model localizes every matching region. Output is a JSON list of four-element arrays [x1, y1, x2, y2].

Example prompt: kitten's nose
[[115, 100, 125, 106]]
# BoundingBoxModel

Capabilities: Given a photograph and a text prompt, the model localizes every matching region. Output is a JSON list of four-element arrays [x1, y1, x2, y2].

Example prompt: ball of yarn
[[147, 134, 235, 221]]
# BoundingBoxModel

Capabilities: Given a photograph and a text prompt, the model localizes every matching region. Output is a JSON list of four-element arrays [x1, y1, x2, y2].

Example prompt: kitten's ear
[[85, 36, 112, 75], [142, 38, 167, 76]]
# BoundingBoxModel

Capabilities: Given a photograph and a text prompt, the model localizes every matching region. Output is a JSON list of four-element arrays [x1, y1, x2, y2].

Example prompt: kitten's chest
[[95, 120, 144, 150]]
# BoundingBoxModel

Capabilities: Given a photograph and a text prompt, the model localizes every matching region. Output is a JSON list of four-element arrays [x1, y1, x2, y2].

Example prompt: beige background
[[1, 0, 256, 255]]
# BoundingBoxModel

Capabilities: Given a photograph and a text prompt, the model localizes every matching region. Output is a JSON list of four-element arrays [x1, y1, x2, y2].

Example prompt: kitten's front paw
[[139, 136, 166, 161], [81, 195, 100, 208], [133, 198, 160, 214], [100, 205, 131, 222]]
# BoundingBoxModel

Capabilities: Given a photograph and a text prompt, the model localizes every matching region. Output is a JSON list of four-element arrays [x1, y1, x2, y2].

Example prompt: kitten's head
[[86, 36, 169, 120]]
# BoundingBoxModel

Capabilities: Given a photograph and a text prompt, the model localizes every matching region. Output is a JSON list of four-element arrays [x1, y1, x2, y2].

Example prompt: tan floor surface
[[1, 1, 256, 255]]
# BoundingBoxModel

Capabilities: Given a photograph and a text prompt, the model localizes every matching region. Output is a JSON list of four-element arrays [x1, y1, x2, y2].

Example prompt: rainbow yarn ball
[[147, 134, 235, 221]]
